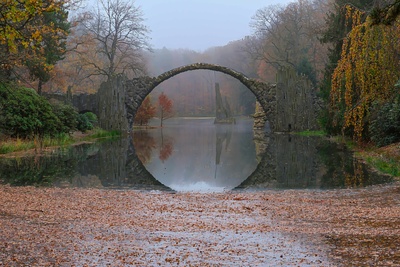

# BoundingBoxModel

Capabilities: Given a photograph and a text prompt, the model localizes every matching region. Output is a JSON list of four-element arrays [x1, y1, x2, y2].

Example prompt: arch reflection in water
[[0, 119, 393, 190], [133, 118, 258, 192]]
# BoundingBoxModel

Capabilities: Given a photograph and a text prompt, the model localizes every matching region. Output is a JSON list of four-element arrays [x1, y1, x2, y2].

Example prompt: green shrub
[[369, 96, 400, 147], [0, 83, 61, 138], [76, 112, 98, 132], [77, 113, 93, 132], [84, 112, 97, 126], [51, 102, 78, 134]]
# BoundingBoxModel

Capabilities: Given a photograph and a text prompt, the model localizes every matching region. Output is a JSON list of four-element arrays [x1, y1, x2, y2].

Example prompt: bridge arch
[[124, 63, 276, 130], [149, 63, 259, 96]]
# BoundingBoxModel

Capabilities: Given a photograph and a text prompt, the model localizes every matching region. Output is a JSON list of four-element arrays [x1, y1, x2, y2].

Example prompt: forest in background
[[1, 0, 399, 145], [144, 46, 258, 117]]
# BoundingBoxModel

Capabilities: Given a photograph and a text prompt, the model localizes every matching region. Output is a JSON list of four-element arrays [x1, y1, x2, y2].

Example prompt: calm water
[[0, 118, 394, 191], [136, 118, 258, 191]]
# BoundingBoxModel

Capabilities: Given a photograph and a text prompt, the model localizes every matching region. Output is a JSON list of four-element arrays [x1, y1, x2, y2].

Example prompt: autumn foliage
[[158, 92, 173, 127], [0, 0, 70, 84], [134, 96, 156, 126], [159, 140, 173, 162], [330, 5, 400, 141], [1, 184, 399, 265], [133, 131, 157, 164]]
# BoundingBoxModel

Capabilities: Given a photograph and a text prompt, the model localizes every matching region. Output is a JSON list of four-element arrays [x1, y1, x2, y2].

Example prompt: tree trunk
[[37, 79, 43, 95]]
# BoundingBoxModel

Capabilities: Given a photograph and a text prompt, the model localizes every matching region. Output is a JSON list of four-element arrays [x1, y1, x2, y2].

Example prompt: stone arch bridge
[[49, 63, 319, 132], [44, 63, 321, 191]]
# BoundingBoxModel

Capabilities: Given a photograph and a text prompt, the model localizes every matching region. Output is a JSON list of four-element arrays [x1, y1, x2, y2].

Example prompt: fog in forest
[[145, 44, 259, 117], [134, 0, 295, 51], [45, 0, 330, 114]]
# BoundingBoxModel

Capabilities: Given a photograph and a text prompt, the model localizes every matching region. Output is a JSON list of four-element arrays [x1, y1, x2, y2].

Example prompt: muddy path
[[1, 183, 399, 266]]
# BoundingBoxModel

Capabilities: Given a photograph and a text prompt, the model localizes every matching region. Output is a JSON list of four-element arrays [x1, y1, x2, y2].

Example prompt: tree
[[134, 96, 156, 126], [0, 0, 72, 83], [158, 92, 173, 127], [369, 94, 400, 147], [319, 0, 375, 135], [330, 5, 400, 141], [77, 0, 150, 80], [370, 0, 400, 25], [25, 4, 70, 94], [45, 25, 104, 94], [248, 0, 329, 83]]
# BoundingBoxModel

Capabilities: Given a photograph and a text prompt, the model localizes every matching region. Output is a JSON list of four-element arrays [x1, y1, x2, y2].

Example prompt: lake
[[0, 117, 394, 191]]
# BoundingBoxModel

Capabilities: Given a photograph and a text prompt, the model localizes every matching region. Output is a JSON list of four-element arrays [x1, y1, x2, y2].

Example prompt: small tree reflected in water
[[133, 129, 175, 164], [159, 141, 173, 162], [133, 131, 157, 164]]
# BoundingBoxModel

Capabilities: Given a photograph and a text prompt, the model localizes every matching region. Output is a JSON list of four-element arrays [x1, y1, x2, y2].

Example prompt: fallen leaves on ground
[[0, 183, 399, 266]]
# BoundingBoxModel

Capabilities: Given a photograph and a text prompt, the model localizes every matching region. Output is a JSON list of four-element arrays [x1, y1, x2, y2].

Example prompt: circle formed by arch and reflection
[[125, 63, 276, 191], [132, 117, 259, 192]]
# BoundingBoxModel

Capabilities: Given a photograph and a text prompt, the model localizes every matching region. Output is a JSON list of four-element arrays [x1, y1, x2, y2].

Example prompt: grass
[[0, 129, 121, 155], [330, 135, 357, 150], [84, 128, 121, 139], [0, 134, 75, 154], [320, 134, 399, 179], [364, 156, 400, 177], [295, 130, 326, 136], [356, 142, 400, 178], [0, 138, 35, 154], [41, 133, 75, 147]]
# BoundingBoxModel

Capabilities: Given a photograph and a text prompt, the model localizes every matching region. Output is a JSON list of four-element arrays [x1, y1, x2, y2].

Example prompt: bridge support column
[[97, 75, 129, 131]]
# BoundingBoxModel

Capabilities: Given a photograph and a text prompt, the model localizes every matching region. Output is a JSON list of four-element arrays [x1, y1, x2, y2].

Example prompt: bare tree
[[248, 5, 288, 69], [246, 0, 330, 83], [78, 0, 150, 80]]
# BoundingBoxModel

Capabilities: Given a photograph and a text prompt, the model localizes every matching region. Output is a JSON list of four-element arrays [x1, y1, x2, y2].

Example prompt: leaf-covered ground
[[1, 183, 399, 266]]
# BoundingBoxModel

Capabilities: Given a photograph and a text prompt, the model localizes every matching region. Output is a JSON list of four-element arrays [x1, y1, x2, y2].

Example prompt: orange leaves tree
[[158, 92, 173, 127], [134, 96, 156, 126], [330, 5, 400, 141]]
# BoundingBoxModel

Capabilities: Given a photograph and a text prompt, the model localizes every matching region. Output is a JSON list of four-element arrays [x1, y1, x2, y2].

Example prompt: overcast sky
[[134, 0, 294, 51]]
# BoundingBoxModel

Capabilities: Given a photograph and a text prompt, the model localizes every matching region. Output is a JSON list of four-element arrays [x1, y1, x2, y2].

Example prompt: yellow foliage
[[0, 0, 67, 67], [331, 5, 400, 141]]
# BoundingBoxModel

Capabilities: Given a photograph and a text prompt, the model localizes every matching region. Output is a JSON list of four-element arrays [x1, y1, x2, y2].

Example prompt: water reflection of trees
[[0, 132, 394, 190], [0, 139, 167, 189], [239, 134, 393, 190], [133, 129, 175, 163], [0, 144, 96, 186], [159, 140, 173, 162], [314, 141, 392, 188], [133, 130, 157, 164]]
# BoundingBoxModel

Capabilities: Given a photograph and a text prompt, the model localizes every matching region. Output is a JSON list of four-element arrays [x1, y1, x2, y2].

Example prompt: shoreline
[[1, 130, 398, 182], [1, 182, 399, 266]]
